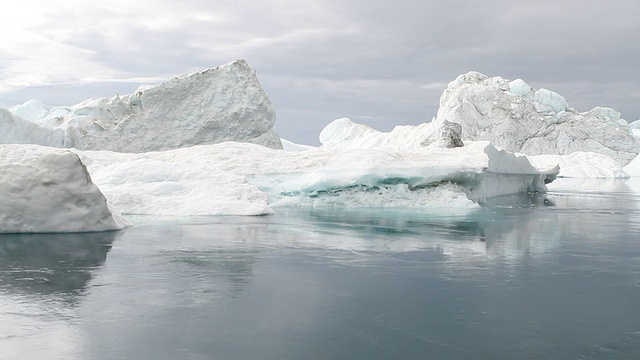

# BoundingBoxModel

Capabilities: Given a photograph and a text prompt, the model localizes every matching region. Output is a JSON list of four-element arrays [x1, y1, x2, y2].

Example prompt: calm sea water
[[1, 178, 640, 360]]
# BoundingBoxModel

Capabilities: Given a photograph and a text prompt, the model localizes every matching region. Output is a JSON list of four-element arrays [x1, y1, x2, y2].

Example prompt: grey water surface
[[1, 178, 640, 359]]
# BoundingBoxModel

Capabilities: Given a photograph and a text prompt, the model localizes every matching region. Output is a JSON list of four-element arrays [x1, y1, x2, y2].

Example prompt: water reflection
[[0, 231, 118, 298], [0, 231, 120, 359], [1, 178, 640, 359]]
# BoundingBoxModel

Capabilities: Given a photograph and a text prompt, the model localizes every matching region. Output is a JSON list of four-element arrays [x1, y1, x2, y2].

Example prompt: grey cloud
[[2, 0, 639, 145]]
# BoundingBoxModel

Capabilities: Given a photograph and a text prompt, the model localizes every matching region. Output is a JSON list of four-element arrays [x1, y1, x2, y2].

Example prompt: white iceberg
[[1, 60, 282, 152], [624, 153, 640, 177], [318, 117, 626, 179], [527, 152, 629, 179], [0, 145, 128, 233], [77, 147, 274, 216], [630, 120, 640, 138], [280, 138, 317, 152], [319, 117, 463, 151], [74, 139, 558, 216], [436, 72, 640, 165]]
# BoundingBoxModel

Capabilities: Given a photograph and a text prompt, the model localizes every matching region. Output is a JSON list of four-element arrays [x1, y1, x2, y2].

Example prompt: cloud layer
[[1, 0, 638, 144]]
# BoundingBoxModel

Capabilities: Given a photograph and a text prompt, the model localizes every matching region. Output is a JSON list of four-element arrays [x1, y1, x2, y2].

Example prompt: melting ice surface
[[1, 178, 640, 359]]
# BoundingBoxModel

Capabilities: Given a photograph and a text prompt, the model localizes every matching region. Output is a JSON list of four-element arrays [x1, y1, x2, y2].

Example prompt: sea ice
[[0, 144, 128, 233], [2, 60, 282, 152]]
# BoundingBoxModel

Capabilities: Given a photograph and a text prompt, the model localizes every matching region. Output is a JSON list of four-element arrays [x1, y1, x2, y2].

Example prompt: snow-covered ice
[[527, 152, 629, 179], [1, 60, 282, 152], [319, 117, 463, 151], [281, 138, 317, 152], [318, 118, 627, 179], [630, 120, 640, 139], [436, 72, 640, 165], [624, 153, 640, 177], [0, 145, 128, 233], [73, 140, 557, 216], [76, 147, 274, 216]]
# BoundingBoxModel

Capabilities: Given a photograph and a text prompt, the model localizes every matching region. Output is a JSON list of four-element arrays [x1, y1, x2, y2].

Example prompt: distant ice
[[319, 117, 628, 179], [280, 138, 316, 152], [436, 72, 640, 165], [527, 152, 629, 179], [624, 153, 640, 177]]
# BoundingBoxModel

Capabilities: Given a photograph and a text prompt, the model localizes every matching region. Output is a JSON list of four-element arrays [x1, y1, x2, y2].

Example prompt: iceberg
[[1, 60, 282, 152], [436, 72, 640, 165], [624, 153, 640, 176], [0, 145, 128, 233], [318, 117, 629, 179], [74, 140, 558, 216], [319, 117, 463, 151], [630, 120, 640, 138], [527, 152, 629, 179], [280, 138, 317, 152]]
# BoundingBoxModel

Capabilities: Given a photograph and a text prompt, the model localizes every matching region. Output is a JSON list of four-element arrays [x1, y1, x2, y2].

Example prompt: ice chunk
[[9, 99, 51, 122], [436, 71, 640, 165], [0, 109, 65, 147], [280, 138, 316, 152], [508, 79, 535, 99], [0, 144, 128, 233], [3, 60, 282, 152], [527, 152, 629, 179], [624, 153, 640, 177], [533, 88, 569, 114], [319, 117, 462, 151]]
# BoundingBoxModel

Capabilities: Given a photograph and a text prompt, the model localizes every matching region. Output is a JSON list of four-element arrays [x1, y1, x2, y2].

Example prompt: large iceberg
[[1, 60, 282, 152], [318, 117, 627, 179], [74, 140, 558, 216], [0, 145, 128, 233], [435, 72, 640, 165]]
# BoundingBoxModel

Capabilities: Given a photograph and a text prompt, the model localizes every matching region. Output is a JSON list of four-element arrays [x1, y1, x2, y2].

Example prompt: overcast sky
[[1, 0, 638, 144]]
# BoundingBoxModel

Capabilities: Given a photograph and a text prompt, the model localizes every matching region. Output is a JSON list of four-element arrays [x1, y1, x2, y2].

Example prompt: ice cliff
[[435, 72, 640, 166], [0, 145, 128, 233], [1, 60, 282, 151]]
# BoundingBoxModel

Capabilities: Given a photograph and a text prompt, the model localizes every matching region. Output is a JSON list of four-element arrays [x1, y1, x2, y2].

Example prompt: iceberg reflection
[[0, 231, 119, 298]]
